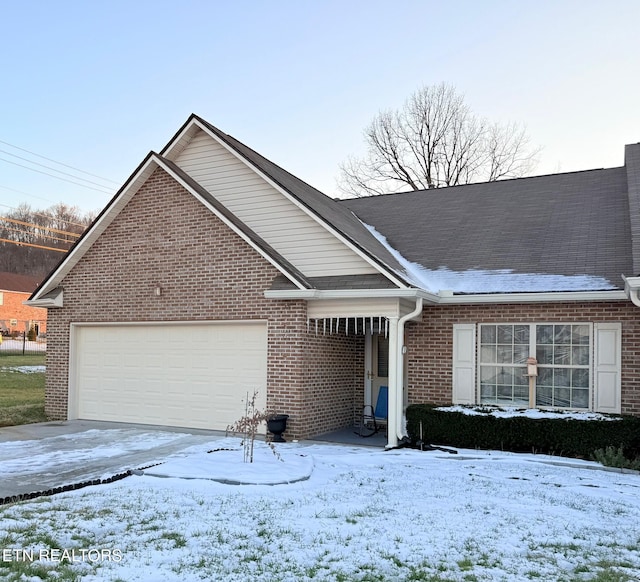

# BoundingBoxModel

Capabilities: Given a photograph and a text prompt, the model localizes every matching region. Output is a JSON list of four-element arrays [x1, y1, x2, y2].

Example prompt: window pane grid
[[479, 324, 529, 406], [535, 324, 590, 410], [479, 323, 591, 410]]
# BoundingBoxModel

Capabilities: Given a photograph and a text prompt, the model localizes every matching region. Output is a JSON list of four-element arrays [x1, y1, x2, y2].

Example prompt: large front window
[[479, 323, 591, 409]]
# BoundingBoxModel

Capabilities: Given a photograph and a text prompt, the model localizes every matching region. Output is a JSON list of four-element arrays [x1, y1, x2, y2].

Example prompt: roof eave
[[265, 288, 627, 304], [31, 150, 312, 301], [25, 288, 63, 308], [29, 153, 158, 302]]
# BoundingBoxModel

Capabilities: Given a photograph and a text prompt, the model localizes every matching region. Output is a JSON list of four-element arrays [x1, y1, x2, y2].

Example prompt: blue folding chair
[[357, 386, 388, 438]]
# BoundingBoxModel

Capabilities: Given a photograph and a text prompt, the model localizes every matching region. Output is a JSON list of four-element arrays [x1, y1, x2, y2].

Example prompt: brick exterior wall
[[45, 167, 360, 438], [45, 166, 640, 437], [0, 290, 47, 335], [405, 302, 640, 416]]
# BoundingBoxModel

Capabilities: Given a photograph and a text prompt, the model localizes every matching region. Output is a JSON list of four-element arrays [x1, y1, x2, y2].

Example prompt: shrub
[[406, 404, 640, 462], [27, 327, 37, 342], [593, 445, 640, 471]]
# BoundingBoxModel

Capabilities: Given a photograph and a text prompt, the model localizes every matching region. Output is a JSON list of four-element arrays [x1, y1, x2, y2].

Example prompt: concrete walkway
[[0, 420, 226, 500], [0, 420, 391, 502]]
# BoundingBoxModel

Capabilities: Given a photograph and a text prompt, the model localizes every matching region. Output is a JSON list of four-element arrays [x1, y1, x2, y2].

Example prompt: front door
[[371, 334, 389, 412]]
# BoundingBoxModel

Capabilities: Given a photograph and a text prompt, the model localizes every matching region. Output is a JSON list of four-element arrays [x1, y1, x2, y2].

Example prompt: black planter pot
[[267, 414, 289, 442]]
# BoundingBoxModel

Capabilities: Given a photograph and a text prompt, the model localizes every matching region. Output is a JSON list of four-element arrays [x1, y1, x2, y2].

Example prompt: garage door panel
[[144, 380, 163, 401], [74, 323, 267, 430]]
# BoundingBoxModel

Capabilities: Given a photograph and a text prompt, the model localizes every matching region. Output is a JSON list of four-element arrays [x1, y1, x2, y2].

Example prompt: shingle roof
[[31, 114, 636, 301], [340, 167, 632, 291], [0, 272, 41, 293]]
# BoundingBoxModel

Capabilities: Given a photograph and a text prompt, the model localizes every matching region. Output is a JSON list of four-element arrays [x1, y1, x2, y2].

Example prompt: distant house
[[0, 272, 47, 337], [28, 114, 640, 447]]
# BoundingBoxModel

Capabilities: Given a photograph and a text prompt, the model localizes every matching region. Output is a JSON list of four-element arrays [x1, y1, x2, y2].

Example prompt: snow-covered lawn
[[0, 365, 45, 374], [1, 437, 639, 581]]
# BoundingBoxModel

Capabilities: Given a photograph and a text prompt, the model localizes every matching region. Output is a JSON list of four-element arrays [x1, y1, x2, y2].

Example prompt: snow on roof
[[363, 223, 618, 294]]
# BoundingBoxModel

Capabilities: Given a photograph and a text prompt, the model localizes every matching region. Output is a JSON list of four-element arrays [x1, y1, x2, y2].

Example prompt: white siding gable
[[173, 129, 377, 277]]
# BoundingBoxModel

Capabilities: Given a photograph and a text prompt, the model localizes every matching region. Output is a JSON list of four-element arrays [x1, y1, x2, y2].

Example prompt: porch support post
[[386, 316, 400, 448], [394, 298, 423, 447]]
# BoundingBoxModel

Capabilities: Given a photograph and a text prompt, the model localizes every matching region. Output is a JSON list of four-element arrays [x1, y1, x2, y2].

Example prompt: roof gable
[[162, 115, 411, 286], [30, 153, 314, 301], [168, 127, 380, 279]]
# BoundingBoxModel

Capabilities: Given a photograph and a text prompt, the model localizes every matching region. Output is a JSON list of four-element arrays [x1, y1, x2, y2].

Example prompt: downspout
[[386, 297, 423, 448], [628, 289, 640, 308], [622, 275, 640, 307]]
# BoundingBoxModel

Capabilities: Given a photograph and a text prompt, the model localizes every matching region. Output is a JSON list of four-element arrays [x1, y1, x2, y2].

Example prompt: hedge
[[406, 404, 640, 461]]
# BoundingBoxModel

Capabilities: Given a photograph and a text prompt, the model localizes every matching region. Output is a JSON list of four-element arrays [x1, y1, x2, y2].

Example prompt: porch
[[302, 295, 423, 448], [310, 425, 388, 448]]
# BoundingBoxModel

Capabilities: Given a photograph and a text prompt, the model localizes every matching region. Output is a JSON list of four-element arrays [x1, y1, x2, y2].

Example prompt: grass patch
[[583, 569, 638, 582], [0, 354, 46, 427], [160, 531, 187, 548], [0, 353, 45, 369]]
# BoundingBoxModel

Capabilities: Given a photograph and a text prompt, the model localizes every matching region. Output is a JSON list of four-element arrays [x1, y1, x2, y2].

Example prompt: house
[[0, 272, 47, 337], [28, 114, 640, 447]]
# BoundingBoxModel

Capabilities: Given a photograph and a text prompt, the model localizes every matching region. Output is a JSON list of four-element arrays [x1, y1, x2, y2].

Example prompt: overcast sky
[[1, 0, 639, 214]]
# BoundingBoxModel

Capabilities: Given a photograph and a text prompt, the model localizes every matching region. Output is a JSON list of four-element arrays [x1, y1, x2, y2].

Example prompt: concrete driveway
[[0, 420, 225, 501]]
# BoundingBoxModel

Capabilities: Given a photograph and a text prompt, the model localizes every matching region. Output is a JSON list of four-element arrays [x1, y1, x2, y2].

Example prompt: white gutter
[[437, 290, 626, 304], [265, 288, 441, 302], [622, 275, 640, 307], [387, 297, 423, 449], [265, 288, 626, 304]]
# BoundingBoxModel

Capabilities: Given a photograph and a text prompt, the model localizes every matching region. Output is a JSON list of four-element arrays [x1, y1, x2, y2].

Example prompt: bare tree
[[339, 83, 540, 197], [0, 202, 94, 276]]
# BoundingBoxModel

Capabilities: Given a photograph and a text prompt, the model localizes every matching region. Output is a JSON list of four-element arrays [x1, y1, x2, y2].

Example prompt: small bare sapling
[[226, 390, 272, 463]]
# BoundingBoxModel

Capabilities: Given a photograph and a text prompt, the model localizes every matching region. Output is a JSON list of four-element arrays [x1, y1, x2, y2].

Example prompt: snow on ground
[[0, 429, 189, 479], [0, 365, 45, 374], [1, 436, 639, 581], [145, 444, 315, 485]]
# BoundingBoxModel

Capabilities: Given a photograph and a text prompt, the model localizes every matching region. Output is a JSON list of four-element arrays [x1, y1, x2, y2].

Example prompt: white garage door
[[73, 322, 267, 431]]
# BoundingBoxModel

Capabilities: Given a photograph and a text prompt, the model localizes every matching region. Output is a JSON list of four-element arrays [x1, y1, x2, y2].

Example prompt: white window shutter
[[452, 324, 476, 404], [593, 322, 622, 414]]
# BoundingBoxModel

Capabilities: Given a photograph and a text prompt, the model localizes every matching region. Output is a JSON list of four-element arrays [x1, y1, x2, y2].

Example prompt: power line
[[0, 138, 119, 185], [0, 183, 62, 205], [0, 184, 63, 209], [0, 147, 115, 190], [0, 156, 113, 194]]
